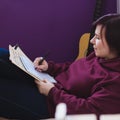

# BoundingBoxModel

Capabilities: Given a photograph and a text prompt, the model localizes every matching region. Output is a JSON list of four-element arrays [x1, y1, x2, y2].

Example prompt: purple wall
[[0, 0, 116, 62]]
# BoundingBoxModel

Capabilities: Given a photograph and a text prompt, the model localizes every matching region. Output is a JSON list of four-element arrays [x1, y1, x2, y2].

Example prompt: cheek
[[95, 40, 102, 48], [96, 40, 110, 54]]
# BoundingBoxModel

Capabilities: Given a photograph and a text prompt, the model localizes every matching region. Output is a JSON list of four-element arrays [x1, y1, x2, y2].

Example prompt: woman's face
[[90, 24, 118, 59]]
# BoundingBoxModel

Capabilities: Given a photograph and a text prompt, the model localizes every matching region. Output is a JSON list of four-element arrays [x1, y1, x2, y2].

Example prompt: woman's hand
[[33, 57, 48, 72], [35, 79, 55, 96]]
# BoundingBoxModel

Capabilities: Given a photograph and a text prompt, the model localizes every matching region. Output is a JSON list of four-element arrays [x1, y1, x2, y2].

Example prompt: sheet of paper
[[20, 54, 56, 83]]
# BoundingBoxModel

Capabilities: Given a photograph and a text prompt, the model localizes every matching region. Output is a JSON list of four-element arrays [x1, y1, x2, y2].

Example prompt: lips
[[93, 46, 96, 49]]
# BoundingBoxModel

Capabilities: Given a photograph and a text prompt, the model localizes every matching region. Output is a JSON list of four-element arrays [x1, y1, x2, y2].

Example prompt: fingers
[[34, 79, 55, 96], [33, 57, 42, 67], [33, 57, 48, 72], [34, 79, 41, 85], [35, 65, 44, 72], [35, 79, 47, 85], [42, 79, 48, 83]]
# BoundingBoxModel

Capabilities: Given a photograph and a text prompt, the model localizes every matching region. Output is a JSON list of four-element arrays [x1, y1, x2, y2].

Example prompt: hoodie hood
[[86, 52, 120, 72]]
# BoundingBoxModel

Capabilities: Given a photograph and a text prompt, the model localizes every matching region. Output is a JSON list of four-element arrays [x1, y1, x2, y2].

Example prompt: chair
[[66, 114, 97, 120], [45, 114, 97, 120], [100, 114, 120, 120]]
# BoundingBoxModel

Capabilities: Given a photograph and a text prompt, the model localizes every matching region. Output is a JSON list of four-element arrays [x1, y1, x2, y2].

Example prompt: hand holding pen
[[38, 51, 50, 65], [33, 52, 50, 72]]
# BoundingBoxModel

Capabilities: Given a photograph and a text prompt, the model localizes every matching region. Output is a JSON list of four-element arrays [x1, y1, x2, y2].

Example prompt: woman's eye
[[96, 37, 100, 40]]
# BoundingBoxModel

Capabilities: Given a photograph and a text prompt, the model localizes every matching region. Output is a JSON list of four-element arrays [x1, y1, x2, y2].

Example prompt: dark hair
[[93, 13, 120, 55]]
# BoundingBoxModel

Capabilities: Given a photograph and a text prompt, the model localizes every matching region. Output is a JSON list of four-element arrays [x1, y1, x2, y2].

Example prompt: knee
[[0, 48, 9, 60]]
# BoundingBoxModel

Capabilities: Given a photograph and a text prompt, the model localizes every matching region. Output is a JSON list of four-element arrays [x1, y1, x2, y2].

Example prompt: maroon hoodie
[[46, 52, 120, 117]]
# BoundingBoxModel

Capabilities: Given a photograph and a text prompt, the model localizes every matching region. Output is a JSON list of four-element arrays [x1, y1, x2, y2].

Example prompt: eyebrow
[[95, 33, 100, 37]]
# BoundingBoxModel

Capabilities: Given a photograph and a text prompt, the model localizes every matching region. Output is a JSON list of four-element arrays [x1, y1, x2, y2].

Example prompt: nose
[[90, 36, 95, 44]]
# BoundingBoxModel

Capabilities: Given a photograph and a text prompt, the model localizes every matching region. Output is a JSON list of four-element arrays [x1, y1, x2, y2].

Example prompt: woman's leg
[[0, 48, 49, 119], [0, 77, 49, 119], [0, 48, 9, 61]]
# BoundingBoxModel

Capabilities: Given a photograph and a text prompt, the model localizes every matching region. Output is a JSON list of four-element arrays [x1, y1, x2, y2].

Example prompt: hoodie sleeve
[[48, 80, 120, 115], [46, 61, 72, 77]]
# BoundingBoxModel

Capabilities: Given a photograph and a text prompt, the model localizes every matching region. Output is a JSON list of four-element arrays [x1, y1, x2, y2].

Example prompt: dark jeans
[[0, 48, 49, 120]]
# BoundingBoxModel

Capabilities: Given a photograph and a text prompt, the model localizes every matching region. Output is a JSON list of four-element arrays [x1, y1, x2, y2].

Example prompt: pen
[[14, 44, 19, 49], [39, 51, 50, 65]]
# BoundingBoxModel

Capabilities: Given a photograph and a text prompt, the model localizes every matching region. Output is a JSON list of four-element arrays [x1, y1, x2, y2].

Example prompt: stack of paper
[[9, 45, 56, 83]]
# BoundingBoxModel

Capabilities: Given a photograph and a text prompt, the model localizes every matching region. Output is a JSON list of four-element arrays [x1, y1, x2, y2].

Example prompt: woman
[[34, 13, 120, 117], [0, 13, 120, 119]]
